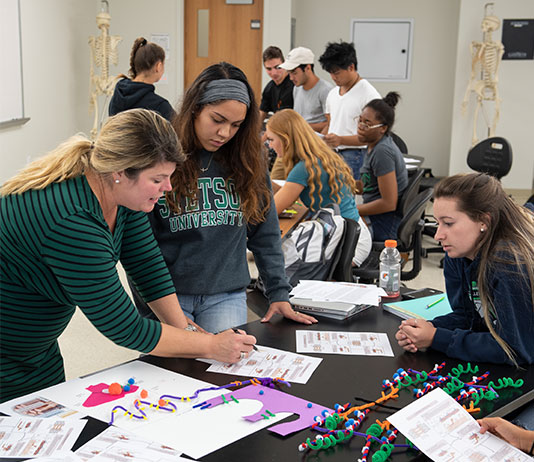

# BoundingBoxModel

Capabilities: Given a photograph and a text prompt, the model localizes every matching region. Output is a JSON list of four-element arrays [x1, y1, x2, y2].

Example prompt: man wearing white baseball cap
[[279, 47, 333, 133]]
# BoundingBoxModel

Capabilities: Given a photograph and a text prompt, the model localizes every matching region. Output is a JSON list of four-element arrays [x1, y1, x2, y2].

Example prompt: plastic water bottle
[[379, 239, 401, 298]]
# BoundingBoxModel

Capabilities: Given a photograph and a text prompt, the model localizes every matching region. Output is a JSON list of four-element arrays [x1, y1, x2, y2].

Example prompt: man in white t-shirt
[[279, 47, 333, 133], [319, 41, 380, 180]]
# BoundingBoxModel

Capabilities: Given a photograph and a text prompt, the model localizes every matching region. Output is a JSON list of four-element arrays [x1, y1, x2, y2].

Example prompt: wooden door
[[184, 0, 263, 103]]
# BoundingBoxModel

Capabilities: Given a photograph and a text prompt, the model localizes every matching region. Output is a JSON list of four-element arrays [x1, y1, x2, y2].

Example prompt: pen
[[426, 296, 445, 309], [232, 327, 259, 351]]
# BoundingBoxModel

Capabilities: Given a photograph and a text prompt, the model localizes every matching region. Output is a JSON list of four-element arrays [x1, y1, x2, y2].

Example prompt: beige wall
[[291, 0, 461, 179], [1, 0, 532, 189], [262, 0, 293, 88], [0, 0, 183, 184], [0, 0, 95, 184], [449, 0, 534, 190]]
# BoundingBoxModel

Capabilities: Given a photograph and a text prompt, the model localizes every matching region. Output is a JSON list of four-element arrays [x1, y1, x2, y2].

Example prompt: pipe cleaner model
[[298, 362, 523, 460], [108, 376, 289, 426]]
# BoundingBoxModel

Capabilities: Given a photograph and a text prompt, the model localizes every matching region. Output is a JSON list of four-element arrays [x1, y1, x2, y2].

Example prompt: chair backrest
[[467, 137, 512, 179], [397, 188, 434, 252], [329, 218, 361, 282], [390, 132, 408, 154], [396, 167, 425, 217]]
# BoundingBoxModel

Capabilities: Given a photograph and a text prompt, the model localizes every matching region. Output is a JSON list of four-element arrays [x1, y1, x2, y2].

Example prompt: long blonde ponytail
[[1, 136, 92, 195], [2, 109, 184, 196]]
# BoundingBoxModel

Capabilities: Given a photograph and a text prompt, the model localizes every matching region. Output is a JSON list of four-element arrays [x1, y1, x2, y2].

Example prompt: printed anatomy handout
[[296, 330, 394, 356], [0, 416, 86, 459], [0, 393, 82, 421], [388, 388, 533, 461], [75, 426, 184, 461], [203, 345, 322, 384]]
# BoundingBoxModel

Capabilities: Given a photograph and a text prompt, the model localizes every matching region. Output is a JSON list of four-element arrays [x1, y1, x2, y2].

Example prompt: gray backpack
[[282, 204, 345, 286]]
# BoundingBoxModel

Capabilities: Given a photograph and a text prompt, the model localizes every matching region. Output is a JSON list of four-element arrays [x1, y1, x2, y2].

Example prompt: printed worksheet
[[0, 416, 86, 459], [23, 453, 83, 462], [388, 388, 532, 462], [202, 345, 322, 384], [0, 393, 82, 421], [295, 330, 394, 356], [75, 426, 184, 461]]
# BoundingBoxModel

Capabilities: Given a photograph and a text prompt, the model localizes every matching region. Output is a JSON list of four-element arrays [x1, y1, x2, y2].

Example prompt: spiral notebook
[[383, 293, 452, 321]]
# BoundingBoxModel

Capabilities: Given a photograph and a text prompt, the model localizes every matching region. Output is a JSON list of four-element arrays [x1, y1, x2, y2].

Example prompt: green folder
[[383, 293, 452, 320]]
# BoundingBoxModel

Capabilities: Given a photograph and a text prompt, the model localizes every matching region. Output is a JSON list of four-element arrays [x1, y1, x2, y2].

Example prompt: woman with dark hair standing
[[132, 62, 317, 332], [396, 173, 534, 365], [356, 92, 408, 241], [109, 37, 174, 121]]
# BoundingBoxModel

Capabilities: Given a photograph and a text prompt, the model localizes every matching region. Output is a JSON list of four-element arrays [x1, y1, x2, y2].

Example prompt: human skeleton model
[[88, 3, 122, 139], [461, 4, 504, 146]]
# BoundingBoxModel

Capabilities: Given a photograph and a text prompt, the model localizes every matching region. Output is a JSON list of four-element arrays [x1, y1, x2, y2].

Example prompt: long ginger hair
[[267, 109, 357, 212]]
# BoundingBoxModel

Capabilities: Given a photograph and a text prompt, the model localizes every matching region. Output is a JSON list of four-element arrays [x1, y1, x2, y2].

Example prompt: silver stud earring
[[480, 227, 485, 232], [115, 179, 120, 184]]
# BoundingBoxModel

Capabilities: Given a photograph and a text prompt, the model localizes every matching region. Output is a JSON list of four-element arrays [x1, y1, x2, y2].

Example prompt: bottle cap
[[384, 239, 397, 248]]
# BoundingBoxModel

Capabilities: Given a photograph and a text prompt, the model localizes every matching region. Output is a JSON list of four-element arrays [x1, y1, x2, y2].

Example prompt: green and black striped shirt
[[0, 175, 175, 402]]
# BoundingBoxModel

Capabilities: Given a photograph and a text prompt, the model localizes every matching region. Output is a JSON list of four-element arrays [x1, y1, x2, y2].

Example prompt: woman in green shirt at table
[[0, 109, 256, 403]]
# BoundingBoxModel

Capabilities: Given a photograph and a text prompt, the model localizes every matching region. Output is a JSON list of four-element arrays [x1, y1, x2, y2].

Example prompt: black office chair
[[396, 167, 425, 217], [353, 188, 434, 282], [365, 168, 425, 250], [328, 218, 360, 282], [390, 132, 408, 155], [423, 137, 513, 267], [467, 136, 512, 179]]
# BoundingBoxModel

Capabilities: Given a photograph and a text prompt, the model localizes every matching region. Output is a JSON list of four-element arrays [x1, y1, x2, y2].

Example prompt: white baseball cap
[[279, 47, 315, 70]]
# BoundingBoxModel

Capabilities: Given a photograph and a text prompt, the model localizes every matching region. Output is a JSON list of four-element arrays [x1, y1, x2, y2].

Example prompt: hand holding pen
[[232, 327, 259, 352]]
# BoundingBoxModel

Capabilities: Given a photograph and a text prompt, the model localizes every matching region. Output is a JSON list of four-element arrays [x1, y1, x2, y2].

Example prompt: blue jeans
[[369, 212, 402, 242], [337, 148, 366, 180], [178, 290, 247, 333]]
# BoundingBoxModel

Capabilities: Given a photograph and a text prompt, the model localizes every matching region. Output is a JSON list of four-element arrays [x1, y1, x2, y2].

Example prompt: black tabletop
[[137, 296, 533, 462], [5, 293, 532, 462]]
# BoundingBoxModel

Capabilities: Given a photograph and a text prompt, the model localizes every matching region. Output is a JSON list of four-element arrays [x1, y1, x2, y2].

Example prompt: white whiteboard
[[0, 0, 25, 125]]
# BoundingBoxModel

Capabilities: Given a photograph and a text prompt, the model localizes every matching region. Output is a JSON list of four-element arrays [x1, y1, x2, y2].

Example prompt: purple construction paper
[[202, 384, 333, 436]]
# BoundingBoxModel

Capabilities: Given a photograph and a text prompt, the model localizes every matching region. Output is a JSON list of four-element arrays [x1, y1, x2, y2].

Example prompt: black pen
[[232, 327, 259, 351]]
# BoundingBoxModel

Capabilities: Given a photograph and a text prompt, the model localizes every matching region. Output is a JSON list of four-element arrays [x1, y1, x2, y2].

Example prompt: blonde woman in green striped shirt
[[0, 109, 256, 403]]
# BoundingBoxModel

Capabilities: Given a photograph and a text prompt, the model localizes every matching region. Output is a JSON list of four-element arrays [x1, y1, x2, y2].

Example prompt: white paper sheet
[[30, 453, 83, 462], [41, 361, 219, 431], [75, 426, 183, 461], [142, 397, 290, 460], [202, 345, 322, 384], [290, 280, 386, 306], [0, 393, 82, 421], [0, 416, 87, 458], [296, 330, 394, 356], [39, 360, 294, 459], [388, 388, 533, 462]]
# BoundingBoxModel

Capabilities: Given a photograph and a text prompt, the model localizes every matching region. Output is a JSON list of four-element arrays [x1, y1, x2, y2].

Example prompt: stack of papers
[[289, 281, 386, 320]]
